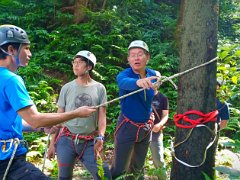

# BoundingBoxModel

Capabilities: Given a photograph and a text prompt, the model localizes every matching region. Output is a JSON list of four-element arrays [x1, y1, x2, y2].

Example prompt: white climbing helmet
[[128, 40, 149, 52], [75, 50, 97, 68]]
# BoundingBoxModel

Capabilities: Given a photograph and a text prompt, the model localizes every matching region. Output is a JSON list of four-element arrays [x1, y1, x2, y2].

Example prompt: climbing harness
[[171, 110, 218, 167], [114, 115, 154, 142], [0, 138, 27, 180], [55, 127, 96, 160]]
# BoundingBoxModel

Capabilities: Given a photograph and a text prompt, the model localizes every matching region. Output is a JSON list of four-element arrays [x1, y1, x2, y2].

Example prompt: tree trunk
[[74, 0, 89, 23], [171, 0, 219, 179]]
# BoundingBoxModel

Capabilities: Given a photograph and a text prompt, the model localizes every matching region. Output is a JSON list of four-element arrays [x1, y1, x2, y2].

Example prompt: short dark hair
[[0, 43, 20, 59], [75, 55, 94, 70]]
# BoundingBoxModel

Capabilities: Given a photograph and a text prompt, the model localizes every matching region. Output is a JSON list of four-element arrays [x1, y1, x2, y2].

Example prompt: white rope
[[1, 138, 21, 180], [42, 133, 51, 173], [94, 57, 218, 108], [171, 123, 218, 168]]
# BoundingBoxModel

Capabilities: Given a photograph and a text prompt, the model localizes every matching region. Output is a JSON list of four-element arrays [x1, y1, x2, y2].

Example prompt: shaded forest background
[[0, 0, 239, 179]]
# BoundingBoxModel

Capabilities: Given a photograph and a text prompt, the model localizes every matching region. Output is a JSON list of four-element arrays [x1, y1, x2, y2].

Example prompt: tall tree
[[171, 0, 219, 179], [60, 0, 107, 23]]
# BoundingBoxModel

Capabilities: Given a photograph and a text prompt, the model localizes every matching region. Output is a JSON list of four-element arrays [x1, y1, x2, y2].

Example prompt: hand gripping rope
[[93, 57, 218, 108], [41, 57, 218, 171], [171, 110, 218, 168]]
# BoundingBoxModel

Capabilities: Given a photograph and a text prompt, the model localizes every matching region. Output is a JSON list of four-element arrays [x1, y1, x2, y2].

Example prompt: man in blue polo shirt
[[111, 40, 160, 179], [0, 24, 95, 180]]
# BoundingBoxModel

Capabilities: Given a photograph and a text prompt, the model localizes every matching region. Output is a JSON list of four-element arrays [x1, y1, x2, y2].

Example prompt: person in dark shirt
[[150, 89, 169, 180]]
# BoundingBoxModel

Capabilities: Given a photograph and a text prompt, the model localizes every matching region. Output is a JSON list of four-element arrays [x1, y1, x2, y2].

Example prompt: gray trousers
[[150, 132, 167, 180], [111, 114, 151, 180], [56, 135, 111, 180]]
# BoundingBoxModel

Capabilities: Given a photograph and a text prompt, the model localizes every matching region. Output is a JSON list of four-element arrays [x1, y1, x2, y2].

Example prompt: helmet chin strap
[[15, 44, 22, 66], [0, 44, 22, 66]]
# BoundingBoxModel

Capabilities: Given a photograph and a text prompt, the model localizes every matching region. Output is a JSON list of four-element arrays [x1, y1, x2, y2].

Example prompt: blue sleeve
[[117, 72, 139, 91], [219, 103, 230, 121], [6, 76, 33, 111]]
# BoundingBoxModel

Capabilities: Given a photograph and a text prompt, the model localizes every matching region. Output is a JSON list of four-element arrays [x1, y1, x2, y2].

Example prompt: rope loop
[[172, 110, 219, 168], [174, 110, 218, 128]]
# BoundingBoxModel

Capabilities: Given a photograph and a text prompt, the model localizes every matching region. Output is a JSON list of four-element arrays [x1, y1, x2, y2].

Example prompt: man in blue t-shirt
[[111, 40, 160, 179], [0, 24, 95, 180]]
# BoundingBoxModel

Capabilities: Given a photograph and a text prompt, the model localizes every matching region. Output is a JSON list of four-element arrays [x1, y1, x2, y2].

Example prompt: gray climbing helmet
[[0, 24, 30, 46]]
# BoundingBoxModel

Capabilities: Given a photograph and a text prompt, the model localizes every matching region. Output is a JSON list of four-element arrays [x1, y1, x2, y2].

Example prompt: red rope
[[114, 115, 154, 142], [174, 110, 218, 128]]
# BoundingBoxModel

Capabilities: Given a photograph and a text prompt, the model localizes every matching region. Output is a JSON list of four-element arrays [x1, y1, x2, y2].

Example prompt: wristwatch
[[94, 135, 105, 144]]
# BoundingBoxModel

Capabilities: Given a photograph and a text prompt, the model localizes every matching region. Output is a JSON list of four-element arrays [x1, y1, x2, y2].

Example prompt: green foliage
[[217, 1, 240, 140], [214, 166, 240, 179], [217, 39, 240, 140], [216, 137, 240, 180], [48, 160, 58, 178], [218, 137, 240, 153], [115, 173, 134, 180], [202, 172, 212, 180], [96, 156, 107, 180], [27, 80, 58, 112], [219, 0, 240, 40], [23, 132, 46, 161], [1, 0, 239, 178]]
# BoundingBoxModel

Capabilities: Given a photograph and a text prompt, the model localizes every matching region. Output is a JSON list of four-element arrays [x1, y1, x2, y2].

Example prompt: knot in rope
[[174, 110, 218, 128], [153, 78, 162, 89]]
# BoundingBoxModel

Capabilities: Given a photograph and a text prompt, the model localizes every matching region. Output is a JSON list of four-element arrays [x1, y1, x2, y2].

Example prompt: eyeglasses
[[128, 52, 146, 59], [72, 60, 85, 66]]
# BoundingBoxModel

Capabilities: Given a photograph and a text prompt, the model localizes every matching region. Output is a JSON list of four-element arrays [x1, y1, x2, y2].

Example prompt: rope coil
[[174, 110, 218, 128], [172, 110, 218, 167]]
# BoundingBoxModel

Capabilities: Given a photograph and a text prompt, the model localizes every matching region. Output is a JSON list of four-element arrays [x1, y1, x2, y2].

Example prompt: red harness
[[55, 127, 96, 160], [114, 114, 154, 142], [174, 110, 218, 128]]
